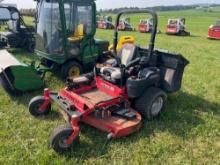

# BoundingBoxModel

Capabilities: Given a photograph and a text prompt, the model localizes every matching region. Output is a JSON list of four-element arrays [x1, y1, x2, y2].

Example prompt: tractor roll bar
[[113, 10, 158, 58]]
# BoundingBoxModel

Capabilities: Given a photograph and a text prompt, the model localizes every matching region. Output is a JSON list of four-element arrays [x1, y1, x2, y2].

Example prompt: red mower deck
[[43, 76, 142, 140]]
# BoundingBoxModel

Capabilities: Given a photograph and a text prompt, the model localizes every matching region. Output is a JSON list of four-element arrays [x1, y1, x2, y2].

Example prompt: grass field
[[0, 8, 220, 165]]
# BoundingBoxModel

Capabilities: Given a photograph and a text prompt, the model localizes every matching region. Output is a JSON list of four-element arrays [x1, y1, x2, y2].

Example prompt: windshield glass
[[0, 8, 11, 20], [36, 0, 93, 55], [0, 8, 20, 32], [65, 3, 93, 36], [36, 0, 63, 55], [169, 20, 178, 25]]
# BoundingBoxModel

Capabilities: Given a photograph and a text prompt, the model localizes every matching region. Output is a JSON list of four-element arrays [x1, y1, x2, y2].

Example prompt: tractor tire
[[0, 70, 22, 96], [8, 35, 20, 48], [29, 96, 51, 117], [185, 31, 190, 36], [27, 42, 35, 53], [135, 87, 167, 120], [61, 61, 82, 79], [50, 124, 79, 153]]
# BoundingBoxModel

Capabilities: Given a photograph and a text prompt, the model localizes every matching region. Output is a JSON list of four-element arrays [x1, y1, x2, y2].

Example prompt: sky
[[1, 0, 220, 9]]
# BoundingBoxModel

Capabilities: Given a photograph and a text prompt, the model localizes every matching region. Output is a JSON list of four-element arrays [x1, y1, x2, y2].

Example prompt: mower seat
[[108, 35, 135, 51], [100, 43, 139, 83], [66, 72, 94, 89], [68, 24, 84, 43]]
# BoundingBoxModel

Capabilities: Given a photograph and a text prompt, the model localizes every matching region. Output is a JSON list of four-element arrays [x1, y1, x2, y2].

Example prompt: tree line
[[99, 4, 220, 13], [18, 4, 220, 17], [20, 9, 36, 17]]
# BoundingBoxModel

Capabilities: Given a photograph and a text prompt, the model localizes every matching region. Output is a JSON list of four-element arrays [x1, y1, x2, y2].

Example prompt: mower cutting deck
[[28, 9, 189, 153], [48, 77, 142, 137], [0, 50, 43, 95]]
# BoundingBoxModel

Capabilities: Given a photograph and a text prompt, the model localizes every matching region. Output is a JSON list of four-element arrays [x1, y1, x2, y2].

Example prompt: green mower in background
[[0, 0, 109, 95]]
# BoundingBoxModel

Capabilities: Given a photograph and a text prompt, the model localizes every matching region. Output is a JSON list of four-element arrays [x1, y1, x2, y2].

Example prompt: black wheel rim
[[34, 102, 45, 114], [58, 136, 70, 149]]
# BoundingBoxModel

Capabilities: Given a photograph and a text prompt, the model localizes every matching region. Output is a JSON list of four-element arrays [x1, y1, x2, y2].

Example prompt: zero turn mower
[[166, 18, 190, 36], [28, 9, 189, 153], [96, 15, 114, 29], [118, 17, 135, 31], [138, 18, 153, 33]]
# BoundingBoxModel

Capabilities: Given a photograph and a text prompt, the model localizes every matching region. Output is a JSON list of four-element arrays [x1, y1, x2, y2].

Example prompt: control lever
[[125, 57, 141, 69]]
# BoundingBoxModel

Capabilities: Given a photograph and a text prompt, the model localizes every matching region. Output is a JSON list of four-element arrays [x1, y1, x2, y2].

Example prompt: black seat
[[100, 43, 139, 83]]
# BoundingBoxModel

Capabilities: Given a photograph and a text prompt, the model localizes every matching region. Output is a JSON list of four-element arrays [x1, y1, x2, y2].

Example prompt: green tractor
[[0, 0, 109, 95], [35, 0, 109, 78]]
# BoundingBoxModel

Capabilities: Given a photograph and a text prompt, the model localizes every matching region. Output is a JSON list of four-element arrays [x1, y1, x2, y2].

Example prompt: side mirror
[[11, 12, 19, 20]]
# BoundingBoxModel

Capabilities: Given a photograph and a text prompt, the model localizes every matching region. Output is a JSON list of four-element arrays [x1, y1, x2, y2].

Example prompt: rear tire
[[61, 61, 82, 79], [50, 124, 79, 153], [135, 87, 167, 120], [29, 96, 51, 116], [27, 42, 35, 53], [8, 35, 20, 48]]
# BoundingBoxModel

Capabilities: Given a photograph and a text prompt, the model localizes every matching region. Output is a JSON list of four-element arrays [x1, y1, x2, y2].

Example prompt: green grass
[[1, 9, 220, 165]]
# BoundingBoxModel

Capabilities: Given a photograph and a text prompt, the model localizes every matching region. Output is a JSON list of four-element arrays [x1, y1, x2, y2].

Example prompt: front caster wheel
[[50, 124, 79, 153], [29, 96, 51, 117]]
